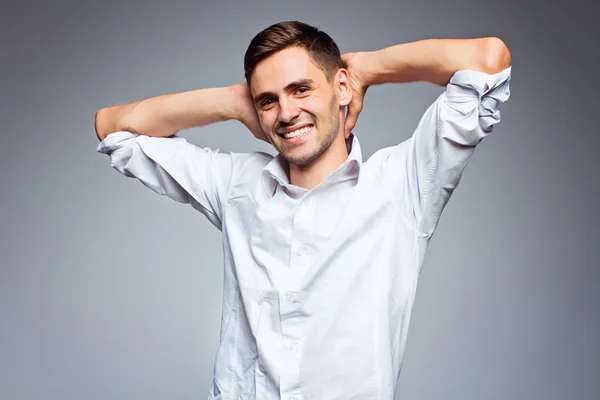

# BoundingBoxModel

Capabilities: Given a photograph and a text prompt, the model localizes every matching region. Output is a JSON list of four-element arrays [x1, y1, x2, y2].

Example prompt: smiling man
[[249, 46, 349, 190], [96, 21, 511, 400]]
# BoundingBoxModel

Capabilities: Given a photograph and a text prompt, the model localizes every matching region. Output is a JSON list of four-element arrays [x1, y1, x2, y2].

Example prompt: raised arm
[[360, 37, 510, 86], [95, 83, 274, 229], [342, 37, 512, 241], [342, 37, 511, 136], [94, 83, 267, 142]]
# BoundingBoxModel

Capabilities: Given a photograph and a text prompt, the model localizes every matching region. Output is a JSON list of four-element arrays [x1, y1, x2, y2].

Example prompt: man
[[96, 20, 511, 400]]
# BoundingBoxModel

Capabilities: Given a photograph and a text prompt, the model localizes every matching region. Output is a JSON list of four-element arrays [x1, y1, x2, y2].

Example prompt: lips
[[278, 124, 314, 144], [278, 124, 314, 138]]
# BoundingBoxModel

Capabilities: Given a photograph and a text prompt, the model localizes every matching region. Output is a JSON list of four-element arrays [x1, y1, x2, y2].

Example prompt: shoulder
[[365, 139, 412, 168], [230, 150, 273, 170], [228, 150, 273, 182]]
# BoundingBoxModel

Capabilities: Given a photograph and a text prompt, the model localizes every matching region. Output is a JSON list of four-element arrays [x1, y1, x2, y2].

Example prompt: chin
[[284, 147, 324, 166]]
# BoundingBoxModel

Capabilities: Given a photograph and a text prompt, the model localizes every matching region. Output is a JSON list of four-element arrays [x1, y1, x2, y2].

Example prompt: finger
[[344, 102, 362, 138], [344, 112, 356, 138], [344, 116, 356, 139]]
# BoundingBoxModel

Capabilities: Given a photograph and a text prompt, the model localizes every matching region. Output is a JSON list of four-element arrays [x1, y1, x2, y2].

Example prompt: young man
[[96, 21, 511, 400]]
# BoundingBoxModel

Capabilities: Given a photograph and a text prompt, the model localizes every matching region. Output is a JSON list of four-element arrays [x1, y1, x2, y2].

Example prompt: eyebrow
[[253, 78, 315, 106]]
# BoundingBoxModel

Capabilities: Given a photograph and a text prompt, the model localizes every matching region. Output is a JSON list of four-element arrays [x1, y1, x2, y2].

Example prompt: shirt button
[[288, 397, 297, 400], [285, 293, 294, 302], [285, 341, 298, 351], [294, 246, 307, 256]]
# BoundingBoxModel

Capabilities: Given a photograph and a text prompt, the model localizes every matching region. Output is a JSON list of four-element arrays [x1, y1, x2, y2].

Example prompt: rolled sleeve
[[381, 66, 511, 238], [96, 131, 233, 229]]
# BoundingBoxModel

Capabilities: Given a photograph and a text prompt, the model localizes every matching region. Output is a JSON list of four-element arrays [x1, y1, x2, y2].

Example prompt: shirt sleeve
[[380, 66, 511, 238], [96, 131, 236, 230]]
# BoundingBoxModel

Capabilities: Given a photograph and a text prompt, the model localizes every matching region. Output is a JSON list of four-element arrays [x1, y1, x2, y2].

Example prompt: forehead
[[250, 47, 327, 94]]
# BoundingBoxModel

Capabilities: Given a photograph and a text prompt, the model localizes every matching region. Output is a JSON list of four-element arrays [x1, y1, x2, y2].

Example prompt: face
[[250, 47, 350, 166]]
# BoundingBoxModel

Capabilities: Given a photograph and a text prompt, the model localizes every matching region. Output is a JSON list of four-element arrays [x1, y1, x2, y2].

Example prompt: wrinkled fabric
[[97, 67, 511, 400]]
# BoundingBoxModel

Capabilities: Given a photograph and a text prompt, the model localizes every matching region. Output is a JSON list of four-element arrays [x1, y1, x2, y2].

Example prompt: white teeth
[[282, 126, 312, 139]]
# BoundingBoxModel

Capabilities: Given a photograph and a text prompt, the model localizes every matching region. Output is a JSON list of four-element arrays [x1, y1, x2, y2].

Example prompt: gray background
[[1, 0, 598, 399]]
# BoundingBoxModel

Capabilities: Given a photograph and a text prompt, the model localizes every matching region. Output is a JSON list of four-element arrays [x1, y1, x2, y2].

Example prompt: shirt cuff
[[96, 131, 138, 154], [446, 66, 511, 98], [444, 66, 512, 138]]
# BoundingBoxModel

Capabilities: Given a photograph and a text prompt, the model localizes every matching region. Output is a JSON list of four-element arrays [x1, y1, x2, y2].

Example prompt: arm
[[95, 83, 266, 142], [343, 37, 511, 135], [344, 37, 512, 242], [95, 83, 270, 229], [362, 37, 510, 86]]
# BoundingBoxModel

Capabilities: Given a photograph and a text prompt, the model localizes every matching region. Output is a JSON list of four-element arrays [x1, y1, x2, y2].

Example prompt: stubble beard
[[278, 95, 340, 167]]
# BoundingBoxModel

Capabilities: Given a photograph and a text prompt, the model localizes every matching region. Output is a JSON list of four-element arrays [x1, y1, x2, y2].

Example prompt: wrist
[[359, 51, 383, 87], [227, 83, 248, 121]]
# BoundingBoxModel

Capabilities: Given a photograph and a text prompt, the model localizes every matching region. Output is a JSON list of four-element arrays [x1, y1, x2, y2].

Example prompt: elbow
[[94, 108, 106, 141], [95, 107, 118, 142], [481, 37, 511, 74]]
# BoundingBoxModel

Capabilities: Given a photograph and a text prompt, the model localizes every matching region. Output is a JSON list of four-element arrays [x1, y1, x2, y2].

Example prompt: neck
[[288, 132, 349, 191]]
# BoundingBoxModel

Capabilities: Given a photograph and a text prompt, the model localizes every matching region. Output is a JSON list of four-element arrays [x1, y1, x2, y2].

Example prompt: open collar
[[261, 133, 363, 198]]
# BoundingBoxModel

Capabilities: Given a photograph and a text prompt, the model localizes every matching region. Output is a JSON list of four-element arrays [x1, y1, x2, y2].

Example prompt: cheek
[[259, 113, 275, 132], [309, 97, 333, 117]]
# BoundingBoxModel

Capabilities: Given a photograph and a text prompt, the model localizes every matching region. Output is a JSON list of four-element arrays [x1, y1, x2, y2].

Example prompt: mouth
[[277, 124, 314, 144]]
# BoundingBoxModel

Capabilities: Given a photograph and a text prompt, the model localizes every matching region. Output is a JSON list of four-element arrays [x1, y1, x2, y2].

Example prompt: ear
[[336, 68, 352, 107]]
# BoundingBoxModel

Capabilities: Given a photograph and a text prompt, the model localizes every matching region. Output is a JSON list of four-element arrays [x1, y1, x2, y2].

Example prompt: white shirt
[[97, 67, 511, 400]]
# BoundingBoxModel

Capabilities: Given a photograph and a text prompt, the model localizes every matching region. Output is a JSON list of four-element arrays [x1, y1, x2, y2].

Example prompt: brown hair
[[244, 21, 344, 85]]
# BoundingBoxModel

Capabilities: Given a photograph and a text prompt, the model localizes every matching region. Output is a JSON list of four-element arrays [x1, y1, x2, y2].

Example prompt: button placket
[[278, 195, 313, 400], [290, 194, 314, 271]]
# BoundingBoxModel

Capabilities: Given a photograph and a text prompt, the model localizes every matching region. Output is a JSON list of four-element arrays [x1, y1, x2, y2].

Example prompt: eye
[[261, 98, 274, 108], [296, 87, 309, 94]]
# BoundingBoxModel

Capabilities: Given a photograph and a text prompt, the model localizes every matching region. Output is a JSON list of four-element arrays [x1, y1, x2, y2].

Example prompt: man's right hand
[[230, 83, 269, 143], [95, 84, 270, 143]]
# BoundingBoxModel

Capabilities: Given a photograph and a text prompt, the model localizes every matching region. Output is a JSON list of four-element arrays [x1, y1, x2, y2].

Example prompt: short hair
[[244, 21, 345, 86]]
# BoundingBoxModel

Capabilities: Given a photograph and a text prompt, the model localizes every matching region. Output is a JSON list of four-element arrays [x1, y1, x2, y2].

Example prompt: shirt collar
[[261, 133, 363, 198]]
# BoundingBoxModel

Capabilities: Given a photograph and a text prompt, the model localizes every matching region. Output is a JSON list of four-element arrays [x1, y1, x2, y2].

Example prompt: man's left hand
[[341, 52, 370, 139]]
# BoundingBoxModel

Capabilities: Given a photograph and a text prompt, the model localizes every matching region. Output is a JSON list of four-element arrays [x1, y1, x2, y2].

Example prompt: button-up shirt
[[97, 67, 511, 400]]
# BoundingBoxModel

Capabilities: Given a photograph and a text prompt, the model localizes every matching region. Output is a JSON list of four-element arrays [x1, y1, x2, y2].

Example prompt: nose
[[278, 97, 301, 124]]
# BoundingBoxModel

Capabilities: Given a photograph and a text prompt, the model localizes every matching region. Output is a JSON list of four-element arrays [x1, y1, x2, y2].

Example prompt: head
[[244, 21, 352, 167]]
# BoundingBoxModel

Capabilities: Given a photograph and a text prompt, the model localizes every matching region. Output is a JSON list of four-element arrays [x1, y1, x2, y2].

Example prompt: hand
[[341, 52, 370, 139], [230, 83, 270, 143]]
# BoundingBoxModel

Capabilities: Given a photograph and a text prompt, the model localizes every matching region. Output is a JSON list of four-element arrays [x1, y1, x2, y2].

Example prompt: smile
[[279, 124, 313, 140]]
